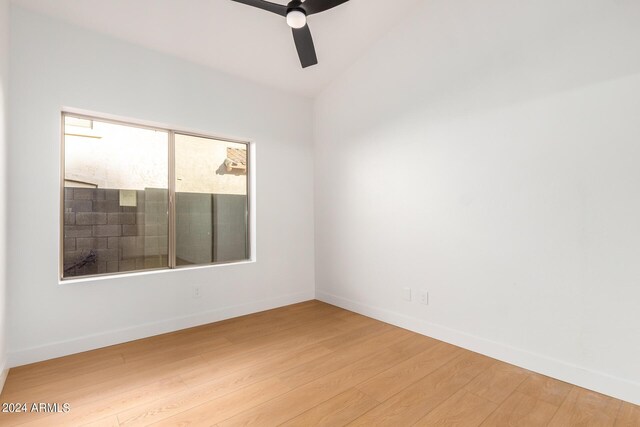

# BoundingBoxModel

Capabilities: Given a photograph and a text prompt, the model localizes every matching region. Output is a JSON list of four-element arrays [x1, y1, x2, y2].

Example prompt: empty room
[[0, 0, 639, 425]]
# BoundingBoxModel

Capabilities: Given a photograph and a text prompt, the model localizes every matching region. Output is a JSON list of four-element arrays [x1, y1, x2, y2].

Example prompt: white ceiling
[[13, 0, 420, 97]]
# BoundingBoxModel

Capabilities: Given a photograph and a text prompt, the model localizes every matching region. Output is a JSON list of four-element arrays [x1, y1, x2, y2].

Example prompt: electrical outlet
[[402, 287, 412, 302], [420, 289, 429, 305], [192, 285, 202, 299]]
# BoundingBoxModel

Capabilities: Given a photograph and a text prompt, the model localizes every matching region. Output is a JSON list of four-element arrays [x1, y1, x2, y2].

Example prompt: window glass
[[175, 133, 249, 266]]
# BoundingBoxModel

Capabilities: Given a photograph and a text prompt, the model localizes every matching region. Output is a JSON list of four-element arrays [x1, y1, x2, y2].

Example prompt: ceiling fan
[[230, 0, 351, 68]]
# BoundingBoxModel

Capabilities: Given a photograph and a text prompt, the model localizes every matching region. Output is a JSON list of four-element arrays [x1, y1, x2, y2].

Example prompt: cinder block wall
[[63, 188, 168, 277]]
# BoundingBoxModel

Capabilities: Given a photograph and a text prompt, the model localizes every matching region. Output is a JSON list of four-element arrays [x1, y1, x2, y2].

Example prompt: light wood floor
[[1, 301, 638, 426]]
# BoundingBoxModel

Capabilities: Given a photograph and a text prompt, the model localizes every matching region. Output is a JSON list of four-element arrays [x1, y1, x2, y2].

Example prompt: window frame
[[60, 111, 252, 281]]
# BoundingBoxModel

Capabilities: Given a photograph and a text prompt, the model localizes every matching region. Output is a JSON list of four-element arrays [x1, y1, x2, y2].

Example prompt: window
[[61, 113, 250, 279]]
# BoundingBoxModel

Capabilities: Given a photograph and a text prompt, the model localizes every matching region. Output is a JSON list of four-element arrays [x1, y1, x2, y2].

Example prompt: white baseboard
[[8, 290, 314, 368], [0, 357, 8, 395], [316, 291, 640, 406]]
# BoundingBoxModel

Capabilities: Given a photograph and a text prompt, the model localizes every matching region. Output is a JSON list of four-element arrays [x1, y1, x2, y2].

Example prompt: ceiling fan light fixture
[[286, 10, 307, 29], [231, 0, 352, 68]]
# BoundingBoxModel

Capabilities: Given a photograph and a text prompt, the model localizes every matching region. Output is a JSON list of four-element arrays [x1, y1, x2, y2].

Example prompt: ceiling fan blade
[[230, 0, 287, 16], [292, 25, 318, 68], [298, 0, 350, 16]]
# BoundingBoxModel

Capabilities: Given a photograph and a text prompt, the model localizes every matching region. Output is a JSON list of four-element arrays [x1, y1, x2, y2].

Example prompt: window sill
[[58, 259, 256, 285]]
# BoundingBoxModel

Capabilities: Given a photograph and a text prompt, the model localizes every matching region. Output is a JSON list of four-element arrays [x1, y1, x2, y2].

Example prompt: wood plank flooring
[[0, 300, 637, 426]]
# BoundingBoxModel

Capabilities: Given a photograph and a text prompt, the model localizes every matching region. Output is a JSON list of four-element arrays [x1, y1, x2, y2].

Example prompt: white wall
[[0, 0, 9, 390], [8, 7, 315, 366], [315, 0, 640, 404]]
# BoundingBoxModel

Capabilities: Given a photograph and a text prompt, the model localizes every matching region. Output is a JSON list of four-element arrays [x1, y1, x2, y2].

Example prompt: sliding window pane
[[63, 115, 169, 278], [175, 134, 248, 266]]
